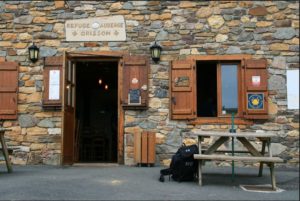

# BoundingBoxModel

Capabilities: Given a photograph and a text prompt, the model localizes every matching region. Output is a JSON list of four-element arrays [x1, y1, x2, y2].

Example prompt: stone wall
[[0, 1, 298, 167]]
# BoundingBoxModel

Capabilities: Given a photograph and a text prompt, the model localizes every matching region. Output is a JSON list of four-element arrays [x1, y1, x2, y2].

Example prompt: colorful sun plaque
[[247, 93, 264, 110]]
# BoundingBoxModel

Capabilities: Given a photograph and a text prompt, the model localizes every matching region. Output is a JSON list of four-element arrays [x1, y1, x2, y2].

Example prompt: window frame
[[188, 55, 252, 125]]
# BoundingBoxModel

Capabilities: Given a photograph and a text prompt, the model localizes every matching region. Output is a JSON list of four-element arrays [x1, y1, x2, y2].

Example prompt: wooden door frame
[[62, 51, 127, 165]]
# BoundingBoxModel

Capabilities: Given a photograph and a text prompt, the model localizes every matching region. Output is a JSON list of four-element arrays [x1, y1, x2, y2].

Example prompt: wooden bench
[[192, 130, 285, 190], [194, 154, 285, 190], [194, 154, 285, 163]]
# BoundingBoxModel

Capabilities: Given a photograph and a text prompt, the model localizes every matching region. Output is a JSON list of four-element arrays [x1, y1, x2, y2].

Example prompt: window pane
[[221, 64, 238, 115]]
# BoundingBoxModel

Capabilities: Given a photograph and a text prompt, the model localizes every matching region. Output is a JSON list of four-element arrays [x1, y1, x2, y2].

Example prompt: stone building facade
[[0, 1, 299, 167]]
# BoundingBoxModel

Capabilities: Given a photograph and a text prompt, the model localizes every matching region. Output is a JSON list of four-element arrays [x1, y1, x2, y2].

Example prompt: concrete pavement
[[0, 165, 299, 200]]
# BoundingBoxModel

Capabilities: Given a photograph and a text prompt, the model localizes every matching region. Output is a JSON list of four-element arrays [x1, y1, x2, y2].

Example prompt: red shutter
[[43, 56, 63, 107], [0, 62, 18, 120], [122, 55, 149, 108], [170, 60, 196, 120], [244, 59, 268, 119]]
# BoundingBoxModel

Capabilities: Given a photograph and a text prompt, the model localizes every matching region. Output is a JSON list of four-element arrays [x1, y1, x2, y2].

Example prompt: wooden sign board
[[128, 89, 141, 105], [43, 56, 63, 108]]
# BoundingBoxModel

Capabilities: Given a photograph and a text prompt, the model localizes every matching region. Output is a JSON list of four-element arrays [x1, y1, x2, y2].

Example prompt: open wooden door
[[63, 52, 76, 164]]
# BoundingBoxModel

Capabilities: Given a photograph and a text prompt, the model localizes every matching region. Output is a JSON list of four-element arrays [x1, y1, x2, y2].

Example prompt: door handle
[[171, 97, 176, 105]]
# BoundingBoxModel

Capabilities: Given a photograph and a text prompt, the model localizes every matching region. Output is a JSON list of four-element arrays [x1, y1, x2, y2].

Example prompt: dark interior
[[76, 61, 118, 162], [196, 61, 217, 117]]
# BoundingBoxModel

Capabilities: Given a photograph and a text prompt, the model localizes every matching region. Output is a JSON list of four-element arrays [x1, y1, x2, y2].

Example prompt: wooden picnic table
[[0, 128, 13, 173], [192, 130, 285, 190]]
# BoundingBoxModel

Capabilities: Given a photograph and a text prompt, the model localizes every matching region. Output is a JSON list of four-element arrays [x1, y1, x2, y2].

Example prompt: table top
[[191, 130, 277, 138]]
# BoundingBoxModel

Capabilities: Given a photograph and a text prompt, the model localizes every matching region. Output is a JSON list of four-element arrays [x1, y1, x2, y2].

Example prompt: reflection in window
[[221, 64, 238, 115]]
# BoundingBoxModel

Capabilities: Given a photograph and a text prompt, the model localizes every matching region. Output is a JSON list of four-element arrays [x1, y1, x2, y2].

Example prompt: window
[[196, 61, 241, 118], [170, 56, 268, 123]]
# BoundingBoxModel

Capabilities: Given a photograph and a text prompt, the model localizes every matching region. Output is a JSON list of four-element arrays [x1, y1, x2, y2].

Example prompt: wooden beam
[[259, 140, 267, 177], [192, 130, 276, 138], [237, 137, 262, 157], [67, 51, 126, 58], [134, 132, 141, 165], [147, 132, 156, 164], [204, 137, 229, 155], [201, 149, 261, 154], [0, 132, 13, 173], [270, 163, 276, 190], [193, 154, 284, 163], [189, 118, 253, 125], [197, 135, 203, 186]]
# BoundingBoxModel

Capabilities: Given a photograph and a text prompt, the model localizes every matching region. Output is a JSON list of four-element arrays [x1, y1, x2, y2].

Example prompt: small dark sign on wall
[[128, 89, 141, 105]]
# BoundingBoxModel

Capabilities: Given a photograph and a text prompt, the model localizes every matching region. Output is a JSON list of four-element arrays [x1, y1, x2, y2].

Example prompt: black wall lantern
[[28, 43, 39, 63], [150, 42, 162, 63]]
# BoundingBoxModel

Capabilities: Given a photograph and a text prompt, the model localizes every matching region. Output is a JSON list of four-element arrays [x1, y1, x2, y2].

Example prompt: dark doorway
[[75, 61, 118, 162], [196, 61, 217, 117]]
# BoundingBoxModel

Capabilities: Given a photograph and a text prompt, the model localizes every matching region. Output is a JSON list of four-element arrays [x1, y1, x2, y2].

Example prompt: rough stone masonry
[[0, 1, 298, 167]]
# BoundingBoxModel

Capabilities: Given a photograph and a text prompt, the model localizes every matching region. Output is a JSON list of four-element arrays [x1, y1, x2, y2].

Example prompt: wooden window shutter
[[122, 55, 149, 109], [244, 59, 268, 119], [0, 62, 18, 120], [170, 60, 196, 120], [43, 56, 63, 107]]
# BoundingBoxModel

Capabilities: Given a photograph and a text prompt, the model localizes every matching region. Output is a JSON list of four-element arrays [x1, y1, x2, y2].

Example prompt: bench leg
[[258, 141, 266, 177], [269, 163, 276, 190], [198, 160, 202, 186], [0, 134, 13, 173]]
